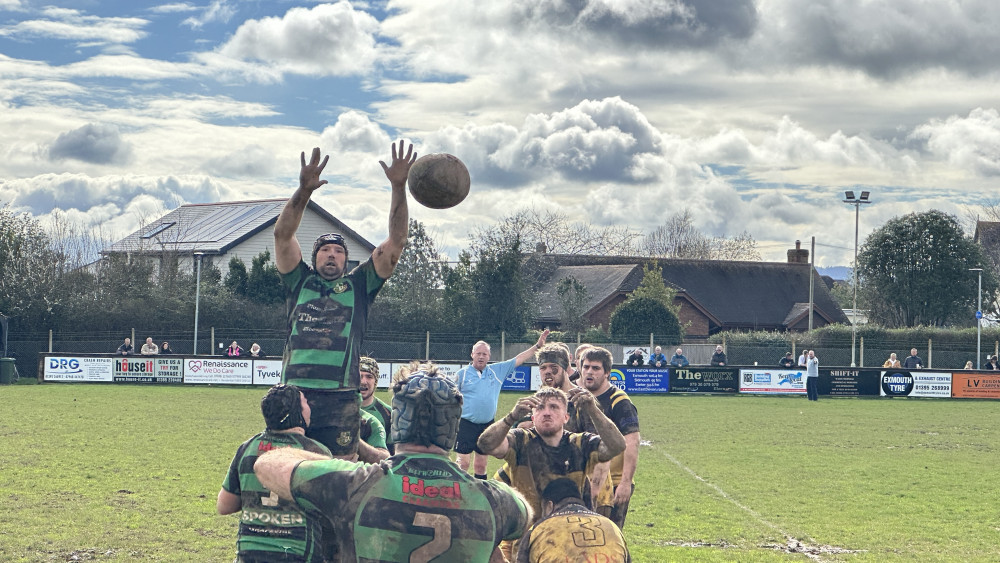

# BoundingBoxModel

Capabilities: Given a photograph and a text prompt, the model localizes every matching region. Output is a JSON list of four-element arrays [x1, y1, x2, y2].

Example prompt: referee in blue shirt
[[454, 329, 549, 479]]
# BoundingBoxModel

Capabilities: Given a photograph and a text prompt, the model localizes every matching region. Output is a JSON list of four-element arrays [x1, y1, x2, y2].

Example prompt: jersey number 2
[[410, 512, 451, 562]]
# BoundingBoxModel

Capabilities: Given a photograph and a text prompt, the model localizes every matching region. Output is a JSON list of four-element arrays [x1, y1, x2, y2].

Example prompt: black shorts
[[301, 387, 360, 457], [454, 418, 493, 455]]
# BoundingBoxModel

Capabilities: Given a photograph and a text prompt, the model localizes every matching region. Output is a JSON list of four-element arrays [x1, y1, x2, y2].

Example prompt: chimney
[[535, 242, 547, 254], [787, 240, 809, 264]]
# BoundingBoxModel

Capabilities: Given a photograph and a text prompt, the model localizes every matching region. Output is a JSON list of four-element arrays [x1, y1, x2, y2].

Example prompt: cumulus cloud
[[0, 173, 229, 219], [202, 144, 279, 178], [510, 0, 758, 47], [215, 2, 379, 76], [48, 123, 132, 165], [182, 0, 236, 29], [0, 7, 148, 45], [753, 0, 1000, 77], [416, 97, 665, 187], [910, 108, 1000, 176]]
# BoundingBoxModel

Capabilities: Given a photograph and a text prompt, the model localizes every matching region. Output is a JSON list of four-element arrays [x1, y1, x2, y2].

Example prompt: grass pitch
[[0, 385, 997, 561]]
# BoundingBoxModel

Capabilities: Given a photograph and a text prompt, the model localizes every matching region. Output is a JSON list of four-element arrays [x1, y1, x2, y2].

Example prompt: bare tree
[[642, 210, 760, 261], [475, 209, 641, 256]]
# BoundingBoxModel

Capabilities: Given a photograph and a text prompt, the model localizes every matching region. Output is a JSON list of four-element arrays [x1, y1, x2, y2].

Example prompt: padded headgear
[[391, 370, 463, 450], [312, 233, 348, 270], [261, 384, 307, 431], [359, 356, 379, 378]]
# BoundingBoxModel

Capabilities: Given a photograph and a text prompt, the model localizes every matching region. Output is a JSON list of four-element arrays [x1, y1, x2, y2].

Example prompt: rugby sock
[[474, 473, 487, 480]]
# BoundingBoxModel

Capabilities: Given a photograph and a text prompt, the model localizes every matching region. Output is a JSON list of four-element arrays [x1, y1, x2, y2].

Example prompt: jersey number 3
[[411, 512, 451, 562]]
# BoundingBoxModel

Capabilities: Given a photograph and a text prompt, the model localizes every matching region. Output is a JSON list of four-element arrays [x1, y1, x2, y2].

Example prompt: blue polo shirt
[[455, 358, 517, 424]]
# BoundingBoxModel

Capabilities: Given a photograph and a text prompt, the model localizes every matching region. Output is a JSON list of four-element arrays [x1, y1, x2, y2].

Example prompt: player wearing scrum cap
[[217, 384, 332, 563], [255, 366, 531, 562], [274, 141, 414, 460]]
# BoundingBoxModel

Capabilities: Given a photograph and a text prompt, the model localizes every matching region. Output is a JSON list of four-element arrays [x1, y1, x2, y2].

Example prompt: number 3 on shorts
[[410, 512, 451, 562]]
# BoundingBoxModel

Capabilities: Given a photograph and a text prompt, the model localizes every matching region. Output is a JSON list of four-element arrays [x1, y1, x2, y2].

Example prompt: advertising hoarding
[[739, 369, 806, 394]]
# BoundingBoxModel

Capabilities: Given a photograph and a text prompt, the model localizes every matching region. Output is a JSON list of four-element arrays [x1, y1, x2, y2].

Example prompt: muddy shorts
[[302, 387, 360, 457]]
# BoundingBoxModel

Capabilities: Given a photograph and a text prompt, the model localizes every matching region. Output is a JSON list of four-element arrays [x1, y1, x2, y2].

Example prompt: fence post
[[859, 336, 864, 367], [210, 327, 215, 356], [425, 331, 430, 361], [928, 338, 932, 368], [722, 333, 727, 352], [791, 337, 795, 360], [501, 332, 506, 360], [649, 333, 654, 351], [49, 329, 53, 353], [131, 328, 136, 349]]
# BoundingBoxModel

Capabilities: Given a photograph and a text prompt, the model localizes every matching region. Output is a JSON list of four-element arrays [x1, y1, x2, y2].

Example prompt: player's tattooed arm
[[570, 388, 625, 462], [275, 148, 328, 274], [479, 396, 539, 457], [254, 448, 330, 500]]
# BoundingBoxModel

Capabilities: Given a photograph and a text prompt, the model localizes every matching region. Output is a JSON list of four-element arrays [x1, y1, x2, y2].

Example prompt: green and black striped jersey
[[222, 431, 332, 562], [292, 453, 530, 562]]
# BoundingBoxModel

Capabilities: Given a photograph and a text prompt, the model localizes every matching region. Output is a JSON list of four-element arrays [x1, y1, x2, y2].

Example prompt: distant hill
[[817, 266, 851, 281]]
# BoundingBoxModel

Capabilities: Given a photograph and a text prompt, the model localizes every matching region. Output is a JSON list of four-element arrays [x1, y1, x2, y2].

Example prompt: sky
[[2, 0, 1000, 267]]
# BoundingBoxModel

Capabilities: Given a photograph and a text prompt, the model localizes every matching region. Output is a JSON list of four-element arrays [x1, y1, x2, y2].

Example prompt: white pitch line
[[659, 449, 792, 537]]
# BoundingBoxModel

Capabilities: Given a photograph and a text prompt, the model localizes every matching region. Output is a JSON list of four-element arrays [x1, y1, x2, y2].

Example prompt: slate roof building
[[532, 245, 848, 339], [104, 199, 374, 274]]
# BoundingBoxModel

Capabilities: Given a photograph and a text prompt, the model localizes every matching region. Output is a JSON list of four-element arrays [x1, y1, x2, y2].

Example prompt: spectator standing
[[964, 360, 974, 369], [883, 353, 901, 368], [515, 478, 630, 563], [254, 369, 531, 562], [248, 342, 264, 357], [710, 345, 727, 366], [625, 349, 644, 367], [986, 355, 999, 370], [669, 348, 689, 367], [226, 341, 243, 357], [160, 342, 173, 354], [647, 346, 667, 368], [116, 338, 133, 356], [778, 352, 795, 368], [454, 330, 549, 479], [140, 337, 159, 356], [797, 352, 807, 367], [805, 350, 819, 401], [902, 348, 922, 369], [217, 384, 332, 562]]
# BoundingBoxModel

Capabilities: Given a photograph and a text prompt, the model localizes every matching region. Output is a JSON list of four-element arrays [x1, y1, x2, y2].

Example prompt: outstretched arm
[[514, 329, 550, 367], [373, 140, 416, 279], [275, 148, 330, 274]]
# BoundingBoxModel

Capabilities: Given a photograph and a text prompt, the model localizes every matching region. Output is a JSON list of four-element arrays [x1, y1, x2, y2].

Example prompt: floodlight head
[[859, 191, 870, 201], [844, 191, 855, 200]]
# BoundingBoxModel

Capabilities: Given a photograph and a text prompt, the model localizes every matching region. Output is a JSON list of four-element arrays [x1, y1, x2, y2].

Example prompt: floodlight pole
[[971, 268, 983, 369], [193, 252, 204, 355], [843, 191, 872, 367]]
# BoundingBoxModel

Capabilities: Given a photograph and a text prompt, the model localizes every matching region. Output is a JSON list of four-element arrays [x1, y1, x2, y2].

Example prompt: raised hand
[[379, 139, 417, 187], [300, 147, 329, 193]]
